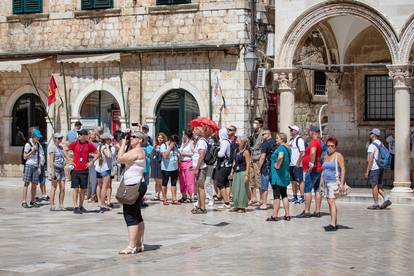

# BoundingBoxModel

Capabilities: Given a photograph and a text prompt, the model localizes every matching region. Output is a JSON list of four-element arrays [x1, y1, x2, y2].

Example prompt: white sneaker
[[208, 199, 214, 206], [218, 204, 231, 209]]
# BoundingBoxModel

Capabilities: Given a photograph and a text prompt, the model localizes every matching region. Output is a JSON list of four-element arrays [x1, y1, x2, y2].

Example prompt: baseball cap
[[77, 129, 88, 135], [369, 128, 381, 136], [288, 125, 300, 132], [309, 125, 320, 132], [53, 133, 63, 139], [100, 133, 112, 140], [31, 129, 43, 138], [142, 124, 149, 130]]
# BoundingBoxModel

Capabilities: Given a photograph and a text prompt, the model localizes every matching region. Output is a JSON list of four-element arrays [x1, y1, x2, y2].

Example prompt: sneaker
[[380, 200, 392, 209], [288, 196, 298, 203], [296, 197, 305, 204], [296, 211, 311, 218], [42, 196, 50, 201], [312, 212, 321, 218], [99, 207, 106, 213], [57, 207, 65, 211], [21, 202, 31, 208], [218, 204, 231, 209], [30, 201, 40, 208], [367, 204, 380, 210], [79, 207, 88, 213], [73, 207, 82, 214], [208, 199, 214, 207], [324, 225, 337, 232]]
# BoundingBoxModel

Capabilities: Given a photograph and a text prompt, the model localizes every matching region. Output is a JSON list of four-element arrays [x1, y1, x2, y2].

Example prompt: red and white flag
[[47, 75, 57, 106]]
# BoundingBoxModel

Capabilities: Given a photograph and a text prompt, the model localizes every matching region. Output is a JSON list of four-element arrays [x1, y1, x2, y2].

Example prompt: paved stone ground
[[0, 178, 413, 275]]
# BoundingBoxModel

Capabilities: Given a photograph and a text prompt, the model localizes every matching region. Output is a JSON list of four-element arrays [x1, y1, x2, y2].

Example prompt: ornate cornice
[[387, 65, 412, 88], [273, 68, 297, 91], [325, 72, 343, 89]]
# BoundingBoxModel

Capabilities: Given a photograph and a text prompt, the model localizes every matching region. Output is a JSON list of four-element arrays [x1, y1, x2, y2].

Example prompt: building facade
[[0, 0, 274, 176], [274, 0, 414, 191]]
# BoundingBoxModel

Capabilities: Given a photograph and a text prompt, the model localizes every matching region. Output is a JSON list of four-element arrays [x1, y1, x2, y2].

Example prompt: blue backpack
[[373, 142, 391, 169]]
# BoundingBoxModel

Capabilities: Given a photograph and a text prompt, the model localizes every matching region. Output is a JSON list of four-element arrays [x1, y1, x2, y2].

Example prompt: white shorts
[[324, 182, 339, 199]]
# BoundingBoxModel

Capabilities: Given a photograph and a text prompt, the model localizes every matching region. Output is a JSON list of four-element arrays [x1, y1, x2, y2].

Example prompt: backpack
[[295, 136, 307, 151], [21, 141, 40, 165], [203, 139, 220, 166], [373, 142, 391, 169]]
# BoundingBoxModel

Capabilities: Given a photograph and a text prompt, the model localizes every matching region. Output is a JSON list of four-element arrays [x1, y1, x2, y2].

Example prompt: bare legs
[[304, 192, 322, 213], [327, 198, 337, 226], [259, 188, 268, 209], [198, 183, 206, 210], [155, 179, 162, 199], [50, 180, 65, 209], [272, 197, 289, 218]]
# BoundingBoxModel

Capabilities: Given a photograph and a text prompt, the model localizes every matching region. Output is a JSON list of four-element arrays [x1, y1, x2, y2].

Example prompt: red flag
[[47, 75, 57, 106]]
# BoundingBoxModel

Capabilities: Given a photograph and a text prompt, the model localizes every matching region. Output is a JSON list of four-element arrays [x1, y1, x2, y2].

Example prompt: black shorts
[[123, 183, 147, 226], [216, 166, 232, 189], [71, 170, 89, 189], [162, 170, 179, 187], [289, 166, 303, 182], [272, 184, 288, 200]]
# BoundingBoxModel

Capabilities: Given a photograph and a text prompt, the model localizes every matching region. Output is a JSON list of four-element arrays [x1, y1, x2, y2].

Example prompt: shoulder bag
[[334, 153, 351, 198], [115, 177, 141, 205]]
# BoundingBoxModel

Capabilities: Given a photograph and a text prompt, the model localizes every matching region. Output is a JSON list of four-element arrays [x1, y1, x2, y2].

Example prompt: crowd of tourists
[[20, 118, 394, 253]]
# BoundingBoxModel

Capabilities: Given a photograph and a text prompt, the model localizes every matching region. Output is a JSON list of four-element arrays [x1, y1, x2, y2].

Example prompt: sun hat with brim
[[369, 128, 381, 136], [53, 133, 63, 139], [289, 125, 300, 132], [77, 129, 88, 135], [32, 129, 43, 138]]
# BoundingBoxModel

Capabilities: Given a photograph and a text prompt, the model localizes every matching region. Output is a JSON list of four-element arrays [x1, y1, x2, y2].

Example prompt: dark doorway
[[156, 89, 200, 138]]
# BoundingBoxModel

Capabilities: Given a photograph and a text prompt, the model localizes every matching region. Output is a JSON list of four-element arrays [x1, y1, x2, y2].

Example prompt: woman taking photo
[[161, 134, 180, 205], [267, 133, 291, 222], [230, 137, 250, 213], [48, 133, 66, 211], [178, 129, 195, 203], [150, 133, 167, 201], [95, 133, 116, 213], [118, 131, 147, 255], [321, 136, 346, 232]]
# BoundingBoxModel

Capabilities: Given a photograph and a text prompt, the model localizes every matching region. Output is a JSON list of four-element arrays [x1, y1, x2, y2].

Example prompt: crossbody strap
[[335, 153, 339, 182]]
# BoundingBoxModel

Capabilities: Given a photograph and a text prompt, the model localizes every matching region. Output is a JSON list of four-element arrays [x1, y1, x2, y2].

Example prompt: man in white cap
[[365, 128, 392, 209], [288, 125, 306, 204]]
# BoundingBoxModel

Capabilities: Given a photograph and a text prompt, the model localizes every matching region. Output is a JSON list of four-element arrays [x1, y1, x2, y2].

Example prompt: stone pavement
[[0, 177, 413, 275]]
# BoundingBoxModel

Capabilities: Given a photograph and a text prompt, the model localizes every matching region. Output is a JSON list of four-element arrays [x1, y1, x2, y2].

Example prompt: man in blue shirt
[[66, 121, 82, 143], [142, 124, 153, 146]]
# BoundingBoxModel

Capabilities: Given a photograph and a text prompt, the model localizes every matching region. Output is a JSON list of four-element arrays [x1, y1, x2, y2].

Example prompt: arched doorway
[[11, 94, 47, 146], [156, 89, 200, 138], [80, 90, 121, 133]]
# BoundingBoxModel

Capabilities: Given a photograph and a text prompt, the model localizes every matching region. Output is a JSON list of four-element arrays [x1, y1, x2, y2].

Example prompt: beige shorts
[[249, 163, 260, 189], [196, 168, 207, 188], [324, 182, 338, 199]]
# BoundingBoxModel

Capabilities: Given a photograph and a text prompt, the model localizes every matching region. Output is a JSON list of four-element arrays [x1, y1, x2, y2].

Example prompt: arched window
[[11, 94, 47, 146]]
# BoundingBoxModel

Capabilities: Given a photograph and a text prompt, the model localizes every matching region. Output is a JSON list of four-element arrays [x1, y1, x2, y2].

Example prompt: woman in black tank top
[[230, 137, 251, 213]]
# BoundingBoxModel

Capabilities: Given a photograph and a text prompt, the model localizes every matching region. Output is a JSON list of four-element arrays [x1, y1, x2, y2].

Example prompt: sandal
[[21, 202, 31, 208], [284, 216, 291, 221], [184, 198, 192, 203], [192, 208, 207, 214], [266, 216, 279, 221], [137, 245, 144, 253], [163, 200, 169, 206], [178, 198, 186, 203], [229, 208, 239, 212], [172, 200, 181, 205], [191, 206, 200, 214], [118, 246, 137, 255]]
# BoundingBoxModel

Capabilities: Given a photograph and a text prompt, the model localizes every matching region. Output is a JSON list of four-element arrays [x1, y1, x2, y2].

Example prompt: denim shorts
[[260, 174, 270, 190], [290, 166, 303, 182], [97, 169, 111, 178], [368, 169, 384, 188], [304, 171, 321, 193]]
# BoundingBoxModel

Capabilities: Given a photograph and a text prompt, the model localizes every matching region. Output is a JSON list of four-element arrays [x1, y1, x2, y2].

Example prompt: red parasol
[[190, 117, 220, 133]]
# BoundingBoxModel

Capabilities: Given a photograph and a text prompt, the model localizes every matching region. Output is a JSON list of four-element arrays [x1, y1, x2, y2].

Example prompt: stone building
[[0, 0, 274, 176], [274, 0, 414, 191]]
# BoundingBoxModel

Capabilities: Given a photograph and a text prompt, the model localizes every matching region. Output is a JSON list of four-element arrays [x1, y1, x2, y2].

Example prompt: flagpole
[[208, 52, 212, 119], [23, 64, 55, 133], [60, 62, 71, 131]]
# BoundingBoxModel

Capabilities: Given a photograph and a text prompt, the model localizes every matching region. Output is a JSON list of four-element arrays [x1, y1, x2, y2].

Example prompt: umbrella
[[190, 117, 220, 133]]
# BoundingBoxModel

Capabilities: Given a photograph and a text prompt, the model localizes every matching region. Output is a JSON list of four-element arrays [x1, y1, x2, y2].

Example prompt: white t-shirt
[[385, 135, 395, 155], [179, 141, 194, 161], [367, 139, 382, 171], [192, 138, 208, 169], [24, 139, 44, 167], [288, 136, 306, 167]]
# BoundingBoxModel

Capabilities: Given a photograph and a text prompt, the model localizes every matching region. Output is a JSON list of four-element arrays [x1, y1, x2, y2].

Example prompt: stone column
[[325, 72, 342, 133], [274, 69, 296, 134], [388, 65, 413, 193]]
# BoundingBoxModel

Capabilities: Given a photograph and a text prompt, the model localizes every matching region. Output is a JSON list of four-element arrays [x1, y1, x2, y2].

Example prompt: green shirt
[[270, 145, 291, 187]]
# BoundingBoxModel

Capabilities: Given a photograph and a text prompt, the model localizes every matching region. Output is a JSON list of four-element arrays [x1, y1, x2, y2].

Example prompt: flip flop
[[266, 216, 279, 221], [118, 246, 137, 255]]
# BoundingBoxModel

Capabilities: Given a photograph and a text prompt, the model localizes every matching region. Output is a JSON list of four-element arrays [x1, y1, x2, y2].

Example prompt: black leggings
[[161, 170, 179, 187], [272, 185, 287, 200], [123, 183, 147, 226]]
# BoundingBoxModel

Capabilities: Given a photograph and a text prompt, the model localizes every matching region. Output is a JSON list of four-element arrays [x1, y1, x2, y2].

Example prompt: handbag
[[115, 177, 141, 205], [334, 153, 351, 197]]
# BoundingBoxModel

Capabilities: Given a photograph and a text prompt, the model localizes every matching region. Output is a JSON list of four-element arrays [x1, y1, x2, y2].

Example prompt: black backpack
[[203, 139, 220, 166], [21, 141, 40, 165]]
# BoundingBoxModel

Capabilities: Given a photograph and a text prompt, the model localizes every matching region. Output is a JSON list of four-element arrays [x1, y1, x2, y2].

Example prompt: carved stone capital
[[325, 72, 342, 89], [387, 65, 412, 88], [273, 68, 297, 91]]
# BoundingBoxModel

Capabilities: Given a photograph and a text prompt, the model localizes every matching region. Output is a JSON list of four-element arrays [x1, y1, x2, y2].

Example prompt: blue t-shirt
[[160, 143, 178, 171], [66, 130, 78, 144], [144, 144, 153, 174]]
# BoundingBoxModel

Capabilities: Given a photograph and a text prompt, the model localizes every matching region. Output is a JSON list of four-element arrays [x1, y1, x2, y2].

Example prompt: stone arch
[[399, 13, 414, 64], [71, 81, 125, 118], [148, 79, 208, 118], [277, 0, 399, 67], [4, 85, 48, 117]]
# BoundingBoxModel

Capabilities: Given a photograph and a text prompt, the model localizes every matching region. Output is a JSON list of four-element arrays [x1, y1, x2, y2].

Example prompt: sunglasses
[[227, 128, 235, 132], [131, 135, 139, 139], [57, 137, 63, 140], [327, 145, 336, 148]]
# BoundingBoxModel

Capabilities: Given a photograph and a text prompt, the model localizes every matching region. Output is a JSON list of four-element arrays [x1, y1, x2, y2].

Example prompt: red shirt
[[67, 141, 97, 171], [302, 138, 323, 172]]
